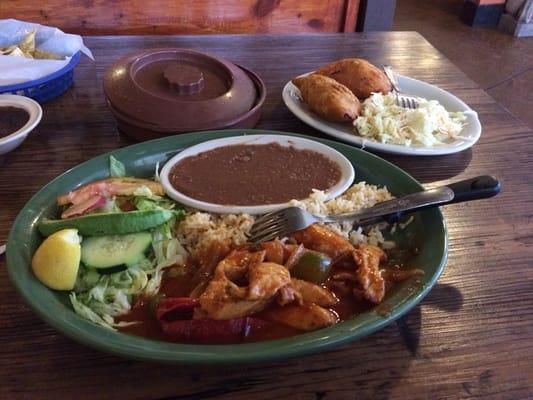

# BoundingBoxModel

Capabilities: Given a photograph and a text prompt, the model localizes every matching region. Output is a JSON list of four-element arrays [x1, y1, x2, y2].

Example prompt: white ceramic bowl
[[283, 74, 482, 156], [160, 134, 355, 214], [0, 95, 42, 155]]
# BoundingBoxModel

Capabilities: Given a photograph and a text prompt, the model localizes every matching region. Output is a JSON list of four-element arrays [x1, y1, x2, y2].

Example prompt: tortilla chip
[[19, 30, 36, 54], [0, 45, 18, 55], [0, 30, 62, 60], [33, 48, 63, 60], [6, 46, 29, 58]]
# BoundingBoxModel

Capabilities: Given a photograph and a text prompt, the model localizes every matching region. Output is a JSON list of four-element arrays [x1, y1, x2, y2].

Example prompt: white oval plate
[[0, 94, 42, 155], [160, 134, 355, 214], [282, 74, 481, 156]]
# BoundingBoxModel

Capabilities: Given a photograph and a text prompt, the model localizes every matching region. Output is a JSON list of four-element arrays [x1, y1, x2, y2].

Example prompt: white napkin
[[0, 19, 94, 86]]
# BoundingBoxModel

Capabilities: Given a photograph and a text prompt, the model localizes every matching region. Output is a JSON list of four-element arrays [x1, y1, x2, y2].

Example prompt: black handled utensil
[[249, 176, 501, 243]]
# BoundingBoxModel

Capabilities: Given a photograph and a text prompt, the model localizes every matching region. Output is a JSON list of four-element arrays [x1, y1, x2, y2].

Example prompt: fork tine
[[249, 219, 287, 236], [401, 96, 407, 109], [249, 226, 291, 244], [409, 97, 416, 109], [250, 215, 283, 229], [252, 209, 287, 226]]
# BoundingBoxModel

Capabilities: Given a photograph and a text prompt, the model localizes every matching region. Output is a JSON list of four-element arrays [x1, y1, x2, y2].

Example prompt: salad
[[32, 156, 186, 329]]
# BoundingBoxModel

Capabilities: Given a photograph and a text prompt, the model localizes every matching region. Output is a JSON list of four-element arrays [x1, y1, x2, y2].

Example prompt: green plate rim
[[6, 129, 448, 364]]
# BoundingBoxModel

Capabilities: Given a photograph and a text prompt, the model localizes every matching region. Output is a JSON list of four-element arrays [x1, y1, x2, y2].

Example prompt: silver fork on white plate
[[248, 176, 500, 244], [383, 65, 419, 109]]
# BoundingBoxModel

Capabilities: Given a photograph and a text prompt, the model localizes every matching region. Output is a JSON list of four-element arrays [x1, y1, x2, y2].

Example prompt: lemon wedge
[[31, 229, 81, 290]]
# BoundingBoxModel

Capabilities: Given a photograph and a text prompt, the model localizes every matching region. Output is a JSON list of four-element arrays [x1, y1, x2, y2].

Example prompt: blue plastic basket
[[0, 51, 81, 103]]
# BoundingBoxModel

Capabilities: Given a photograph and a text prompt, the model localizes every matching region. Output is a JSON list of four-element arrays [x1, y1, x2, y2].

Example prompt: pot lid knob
[[163, 64, 204, 95]]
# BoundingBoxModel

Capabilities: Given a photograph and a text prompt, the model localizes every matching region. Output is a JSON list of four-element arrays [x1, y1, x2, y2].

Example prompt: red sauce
[[118, 268, 302, 344], [168, 143, 342, 205], [117, 267, 375, 344], [116, 247, 415, 344]]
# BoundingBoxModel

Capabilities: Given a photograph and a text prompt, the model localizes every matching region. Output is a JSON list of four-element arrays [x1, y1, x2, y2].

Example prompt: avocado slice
[[38, 210, 174, 237]]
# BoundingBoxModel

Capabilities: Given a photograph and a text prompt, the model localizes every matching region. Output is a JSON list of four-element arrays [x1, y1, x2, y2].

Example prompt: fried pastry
[[292, 74, 361, 122], [316, 58, 391, 100]]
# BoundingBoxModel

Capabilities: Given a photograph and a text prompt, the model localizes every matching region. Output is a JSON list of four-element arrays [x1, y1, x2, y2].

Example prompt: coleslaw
[[354, 93, 467, 147]]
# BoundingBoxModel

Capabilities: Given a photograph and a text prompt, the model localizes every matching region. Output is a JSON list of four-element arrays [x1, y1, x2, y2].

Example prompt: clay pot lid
[[103, 48, 257, 131]]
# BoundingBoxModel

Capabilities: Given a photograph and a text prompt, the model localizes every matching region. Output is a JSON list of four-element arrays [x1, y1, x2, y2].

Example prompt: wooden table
[[1, 33, 532, 400]]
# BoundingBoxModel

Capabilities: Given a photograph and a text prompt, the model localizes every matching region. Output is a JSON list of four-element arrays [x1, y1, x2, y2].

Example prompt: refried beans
[[0, 106, 29, 138], [169, 143, 342, 205]]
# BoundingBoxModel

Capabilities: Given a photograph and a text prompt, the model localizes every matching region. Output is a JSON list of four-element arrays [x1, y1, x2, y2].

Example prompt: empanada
[[292, 74, 361, 122], [316, 58, 391, 100]]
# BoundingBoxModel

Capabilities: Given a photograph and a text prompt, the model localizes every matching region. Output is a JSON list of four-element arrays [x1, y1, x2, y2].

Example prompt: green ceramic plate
[[7, 129, 447, 364]]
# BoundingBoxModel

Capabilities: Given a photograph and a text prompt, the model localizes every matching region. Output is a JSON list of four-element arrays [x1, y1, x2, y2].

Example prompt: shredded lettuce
[[70, 262, 152, 330], [109, 155, 126, 177], [70, 220, 187, 327], [135, 197, 175, 211], [132, 186, 163, 200], [68, 162, 188, 328], [145, 220, 188, 296], [134, 195, 185, 221], [97, 198, 122, 214]]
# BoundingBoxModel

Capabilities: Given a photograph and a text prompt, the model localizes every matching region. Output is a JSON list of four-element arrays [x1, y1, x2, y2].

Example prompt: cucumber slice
[[38, 210, 174, 237], [80, 232, 152, 269]]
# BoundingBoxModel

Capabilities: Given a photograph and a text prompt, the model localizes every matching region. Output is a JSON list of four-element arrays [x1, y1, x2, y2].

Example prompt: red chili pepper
[[155, 297, 270, 343], [155, 297, 199, 321]]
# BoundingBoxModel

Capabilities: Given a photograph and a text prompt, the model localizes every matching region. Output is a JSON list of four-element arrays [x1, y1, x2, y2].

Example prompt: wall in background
[[0, 0, 360, 34]]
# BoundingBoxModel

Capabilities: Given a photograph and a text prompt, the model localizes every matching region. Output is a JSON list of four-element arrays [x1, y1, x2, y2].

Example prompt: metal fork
[[248, 176, 501, 244], [383, 65, 419, 109]]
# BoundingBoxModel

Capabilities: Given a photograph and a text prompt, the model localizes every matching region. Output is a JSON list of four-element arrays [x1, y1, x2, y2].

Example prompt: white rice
[[176, 212, 254, 253], [176, 182, 396, 255], [290, 181, 396, 249]]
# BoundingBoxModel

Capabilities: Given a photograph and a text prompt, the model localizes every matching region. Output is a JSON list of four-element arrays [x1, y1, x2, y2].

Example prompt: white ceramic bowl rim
[[0, 94, 42, 145], [160, 134, 355, 215]]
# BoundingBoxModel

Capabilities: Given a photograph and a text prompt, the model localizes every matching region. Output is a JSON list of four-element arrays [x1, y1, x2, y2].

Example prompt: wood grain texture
[[0, 33, 532, 400], [342, 0, 360, 32], [0, 0, 355, 34]]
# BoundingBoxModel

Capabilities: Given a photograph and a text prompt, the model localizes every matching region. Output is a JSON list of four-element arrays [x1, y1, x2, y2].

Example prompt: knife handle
[[443, 175, 501, 204], [381, 175, 501, 225]]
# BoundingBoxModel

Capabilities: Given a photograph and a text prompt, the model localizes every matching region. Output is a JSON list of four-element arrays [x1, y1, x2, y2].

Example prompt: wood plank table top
[[1, 33, 531, 400]]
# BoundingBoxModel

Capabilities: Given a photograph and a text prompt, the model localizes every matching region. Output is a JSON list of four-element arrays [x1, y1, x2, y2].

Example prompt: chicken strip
[[291, 224, 354, 261], [198, 252, 290, 320], [248, 262, 291, 300], [263, 304, 338, 331], [198, 278, 270, 320], [260, 240, 285, 265], [214, 249, 266, 281], [353, 244, 387, 304], [290, 278, 337, 307]]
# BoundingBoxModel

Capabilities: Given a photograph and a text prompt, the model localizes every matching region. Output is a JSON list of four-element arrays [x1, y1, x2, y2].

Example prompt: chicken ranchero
[[119, 223, 422, 343]]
